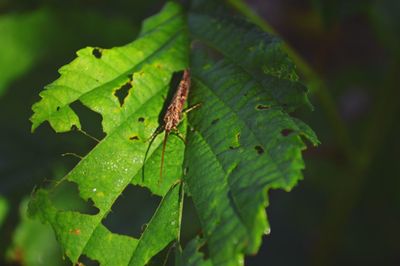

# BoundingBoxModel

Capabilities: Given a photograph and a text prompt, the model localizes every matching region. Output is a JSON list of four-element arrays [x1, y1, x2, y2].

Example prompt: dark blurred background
[[0, 0, 399, 265]]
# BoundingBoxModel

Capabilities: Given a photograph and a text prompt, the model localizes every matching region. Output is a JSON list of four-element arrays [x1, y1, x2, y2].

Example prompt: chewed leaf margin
[[28, 2, 189, 265]]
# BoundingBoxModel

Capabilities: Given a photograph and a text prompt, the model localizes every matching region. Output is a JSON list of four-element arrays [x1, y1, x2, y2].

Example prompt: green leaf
[[30, 183, 181, 266], [29, 2, 187, 264], [181, 4, 319, 265], [189, 1, 312, 111], [128, 183, 182, 266]]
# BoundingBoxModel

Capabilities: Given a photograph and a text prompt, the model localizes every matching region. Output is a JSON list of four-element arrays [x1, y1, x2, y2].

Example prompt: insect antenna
[[159, 131, 169, 184], [142, 125, 164, 182]]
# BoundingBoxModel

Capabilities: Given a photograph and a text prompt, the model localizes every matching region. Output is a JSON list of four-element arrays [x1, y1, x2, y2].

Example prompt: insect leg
[[171, 129, 186, 145], [182, 103, 201, 115], [159, 130, 169, 184]]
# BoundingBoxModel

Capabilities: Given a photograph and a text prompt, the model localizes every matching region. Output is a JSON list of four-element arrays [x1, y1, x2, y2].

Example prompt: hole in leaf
[[102, 185, 160, 238], [92, 48, 102, 59], [148, 242, 176, 266], [78, 255, 99, 266], [129, 135, 139, 141], [256, 104, 270, 110], [180, 196, 202, 246], [281, 129, 294, 137], [56, 106, 60, 111], [70, 101, 105, 140], [138, 117, 145, 123], [51, 181, 99, 215], [114, 82, 132, 107], [254, 145, 264, 155], [211, 118, 220, 125], [71, 124, 78, 131], [197, 238, 210, 260], [180, 195, 203, 253]]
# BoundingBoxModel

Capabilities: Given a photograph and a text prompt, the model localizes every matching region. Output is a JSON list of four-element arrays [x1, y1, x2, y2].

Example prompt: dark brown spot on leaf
[[256, 104, 270, 110], [255, 145, 264, 155], [129, 135, 139, 141], [281, 129, 294, 136], [211, 118, 220, 125], [69, 228, 81, 235]]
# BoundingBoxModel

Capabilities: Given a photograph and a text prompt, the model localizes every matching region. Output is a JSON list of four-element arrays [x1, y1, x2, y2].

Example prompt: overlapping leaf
[[29, 2, 187, 265], [175, 237, 212, 266], [181, 2, 319, 265]]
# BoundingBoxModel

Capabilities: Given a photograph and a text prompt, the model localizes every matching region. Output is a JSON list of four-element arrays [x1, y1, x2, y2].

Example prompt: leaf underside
[[29, 1, 318, 266]]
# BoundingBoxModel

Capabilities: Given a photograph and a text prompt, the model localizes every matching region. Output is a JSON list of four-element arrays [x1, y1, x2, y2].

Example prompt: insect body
[[159, 69, 191, 181], [144, 69, 192, 184]]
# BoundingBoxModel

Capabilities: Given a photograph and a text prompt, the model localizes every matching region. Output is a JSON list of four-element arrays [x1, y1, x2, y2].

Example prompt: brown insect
[[143, 69, 199, 183]]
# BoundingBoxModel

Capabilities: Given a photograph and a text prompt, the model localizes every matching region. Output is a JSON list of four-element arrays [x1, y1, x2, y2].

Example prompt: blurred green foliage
[[6, 198, 66, 266], [0, 196, 8, 228]]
